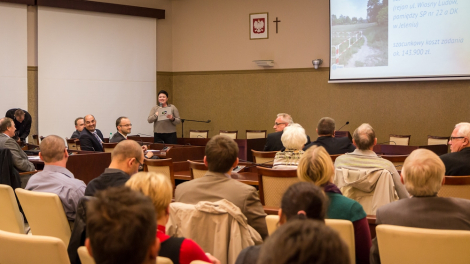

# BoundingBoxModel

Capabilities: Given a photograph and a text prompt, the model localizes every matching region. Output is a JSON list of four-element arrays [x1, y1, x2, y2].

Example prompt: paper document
[[158, 107, 172, 121]]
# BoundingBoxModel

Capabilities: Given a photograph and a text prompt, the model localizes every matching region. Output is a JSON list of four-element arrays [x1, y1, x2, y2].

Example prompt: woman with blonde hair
[[126, 172, 218, 264], [297, 146, 371, 264]]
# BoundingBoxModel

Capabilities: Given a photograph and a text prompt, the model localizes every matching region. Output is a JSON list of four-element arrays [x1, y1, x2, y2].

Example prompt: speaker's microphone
[[337, 121, 350, 131], [377, 141, 397, 145], [159, 103, 163, 108]]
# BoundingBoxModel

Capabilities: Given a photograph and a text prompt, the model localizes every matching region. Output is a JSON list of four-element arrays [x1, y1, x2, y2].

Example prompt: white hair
[[281, 123, 307, 150], [455, 122, 470, 139], [402, 149, 445, 196], [277, 113, 293, 125]]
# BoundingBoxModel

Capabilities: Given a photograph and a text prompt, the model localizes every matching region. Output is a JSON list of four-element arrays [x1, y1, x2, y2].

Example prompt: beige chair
[[0, 229, 70, 264], [0, 184, 25, 234], [15, 188, 71, 246], [427, 135, 450, 145], [251, 149, 277, 165], [77, 246, 95, 264], [246, 130, 267, 139], [389, 134, 411, 146], [438, 176, 470, 200], [76, 140, 82, 150], [266, 215, 279, 235], [376, 224, 470, 264], [325, 219, 355, 264], [66, 138, 78, 150], [102, 142, 118, 153], [380, 155, 407, 168], [190, 261, 211, 264], [143, 158, 175, 190], [257, 167, 299, 207], [219, 130, 238, 139], [188, 160, 208, 179], [158, 256, 174, 264], [189, 130, 209, 138]]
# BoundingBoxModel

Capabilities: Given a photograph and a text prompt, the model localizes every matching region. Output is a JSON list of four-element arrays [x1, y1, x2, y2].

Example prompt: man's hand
[[142, 145, 148, 151], [145, 151, 154, 159]]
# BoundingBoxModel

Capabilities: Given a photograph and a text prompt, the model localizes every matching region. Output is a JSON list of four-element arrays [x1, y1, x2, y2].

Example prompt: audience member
[[235, 182, 327, 264], [0, 117, 35, 172], [110, 116, 132, 143], [257, 219, 350, 264], [264, 113, 311, 151], [273, 123, 307, 169], [370, 149, 470, 264], [70, 117, 84, 139], [175, 135, 268, 239], [5, 108, 31, 143], [440, 122, 470, 176], [334, 123, 409, 199], [297, 145, 371, 264], [304, 117, 355, 154], [85, 187, 159, 264], [126, 172, 219, 264], [85, 140, 143, 196], [79, 114, 104, 151], [25, 135, 85, 220]]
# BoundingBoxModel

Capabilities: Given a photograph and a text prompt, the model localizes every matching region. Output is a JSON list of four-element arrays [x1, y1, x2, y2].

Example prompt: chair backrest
[[427, 135, 450, 145], [266, 215, 279, 235], [77, 246, 95, 264], [75, 140, 81, 150], [438, 176, 470, 200], [219, 130, 238, 139], [389, 134, 411, 146], [0, 184, 25, 234], [188, 160, 208, 179], [143, 158, 175, 190], [102, 143, 118, 153], [377, 224, 470, 264], [189, 130, 209, 139], [380, 155, 408, 168], [158, 256, 174, 264], [15, 188, 72, 246], [32, 134, 40, 145], [251, 149, 277, 164], [66, 138, 78, 150], [257, 167, 299, 207], [325, 219, 355, 264], [0, 229, 70, 264], [246, 130, 267, 139]]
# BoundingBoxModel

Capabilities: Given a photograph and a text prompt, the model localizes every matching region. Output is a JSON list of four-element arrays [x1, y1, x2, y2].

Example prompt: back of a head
[[257, 219, 350, 264], [352, 123, 375, 150], [317, 117, 335, 136], [40, 135, 66, 163], [277, 113, 293, 125], [0, 117, 12, 133], [111, 140, 143, 162], [297, 146, 334, 187], [205, 135, 239, 173], [14, 109, 25, 118], [126, 172, 172, 220], [281, 182, 327, 222], [86, 186, 156, 264], [402, 149, 445, 196], [281, 123, 307, 150]]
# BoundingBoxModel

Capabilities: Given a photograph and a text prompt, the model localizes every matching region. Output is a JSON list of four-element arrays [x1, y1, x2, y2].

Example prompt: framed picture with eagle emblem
[[249, 13, 268, 40]]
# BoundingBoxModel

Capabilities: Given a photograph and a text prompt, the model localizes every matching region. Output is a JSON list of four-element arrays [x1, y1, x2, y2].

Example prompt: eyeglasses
[[136, 158, 144, 167], [449, 136, 465, 141], [119, 124, 132, 127], [274, 122, 287, 126]]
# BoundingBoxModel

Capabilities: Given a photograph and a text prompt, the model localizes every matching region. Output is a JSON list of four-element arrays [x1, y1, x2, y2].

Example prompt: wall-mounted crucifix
[[273, 17, 281, 33]]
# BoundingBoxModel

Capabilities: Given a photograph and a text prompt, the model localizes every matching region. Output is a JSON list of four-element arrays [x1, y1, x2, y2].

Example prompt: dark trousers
[[154, 132, 177, 144]]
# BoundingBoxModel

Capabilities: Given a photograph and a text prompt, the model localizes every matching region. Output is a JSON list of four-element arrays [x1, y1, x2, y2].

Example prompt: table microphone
[[337, 121, 350, 131]]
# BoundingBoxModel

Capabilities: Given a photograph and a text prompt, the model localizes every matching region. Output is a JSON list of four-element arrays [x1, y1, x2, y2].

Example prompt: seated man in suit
[[79, 114, 104, 151], [0, 117, 35, 172], [370, 148, 470, 264], [334, 123, 409, 199], [5, 108, 32, 143], [264, 113, 310, 151], [25, 135, 86, 220], [85, 140, 143, 196], [86, 187, 159, 264], [303, 117, 355, 154], [70, 117, 84, 139], [110, 116, 131, 143], [440, 122, 470, 176], [176, 135, 268, 239]]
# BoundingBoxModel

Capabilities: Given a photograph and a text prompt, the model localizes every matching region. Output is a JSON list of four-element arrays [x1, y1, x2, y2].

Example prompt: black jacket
[[440, 147, 470, 176], [264, 131, 311, 151], [84, 168, 130, 196], [79, 128, 104, 152], [5, 108, 32, 142], [67, 196, 94, 264], [70, 130, 81, 139], [109, 132, 126, 143], [303, 136, 356, 154]]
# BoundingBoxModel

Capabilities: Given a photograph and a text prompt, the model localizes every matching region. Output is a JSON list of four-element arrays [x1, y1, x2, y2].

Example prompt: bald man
[[85, 140, 144, 196], [79, 114, 104, 152], [25, 135, 86, 220]]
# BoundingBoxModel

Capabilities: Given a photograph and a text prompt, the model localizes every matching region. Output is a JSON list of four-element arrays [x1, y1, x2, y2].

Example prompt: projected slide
[[330, 0, 470, 81]]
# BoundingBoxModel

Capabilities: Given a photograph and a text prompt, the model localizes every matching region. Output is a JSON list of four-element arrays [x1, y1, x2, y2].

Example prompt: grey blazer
[[0, 133, 35, 172], [175, 171, 268, 239], [370, 196, 470, 264]]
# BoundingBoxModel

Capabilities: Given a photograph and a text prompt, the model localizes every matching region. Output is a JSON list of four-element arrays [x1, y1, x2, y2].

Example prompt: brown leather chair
[[188, 160, 208, 179], [389, 134, 411, 146], [143, 158, 175, 190], [219, 130, 238, 139], [189, 130, 209, 139], [246, 130, 267, 139], [257, 167, 299, 207], [438, 176, 470, 200], [66, 139, 78, 150]]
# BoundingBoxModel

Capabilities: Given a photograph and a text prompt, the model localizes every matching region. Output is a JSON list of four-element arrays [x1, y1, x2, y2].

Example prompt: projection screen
[[0, 2, 27, 116], [38, 6, 156, 139], [329, 0, 470, 82]]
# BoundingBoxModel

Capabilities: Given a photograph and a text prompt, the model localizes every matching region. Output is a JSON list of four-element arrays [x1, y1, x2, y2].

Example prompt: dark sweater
[[84, 168, 130, 196]]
